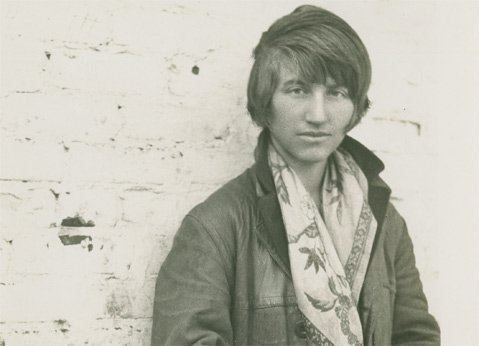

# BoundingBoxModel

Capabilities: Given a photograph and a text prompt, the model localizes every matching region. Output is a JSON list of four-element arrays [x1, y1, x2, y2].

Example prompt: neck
[[270, 138, 328, 206], [290, 159, 328, 206]]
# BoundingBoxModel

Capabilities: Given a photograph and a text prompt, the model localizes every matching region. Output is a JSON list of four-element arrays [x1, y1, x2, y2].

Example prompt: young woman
[[152, 5, 440, 345]]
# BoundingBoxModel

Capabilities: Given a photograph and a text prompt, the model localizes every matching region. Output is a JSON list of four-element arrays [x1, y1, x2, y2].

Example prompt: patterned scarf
[[268, 143, 378, 346]]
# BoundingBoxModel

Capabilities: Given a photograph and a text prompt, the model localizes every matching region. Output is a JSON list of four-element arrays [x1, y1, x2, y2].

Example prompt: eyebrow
[[282, 79, 306, 88], [325, 77, 343, 88], [281, 78, 344, 89]]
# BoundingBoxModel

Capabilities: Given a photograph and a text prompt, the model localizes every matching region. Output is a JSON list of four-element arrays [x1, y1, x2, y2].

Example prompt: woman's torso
[[186, 164, 399, 345]]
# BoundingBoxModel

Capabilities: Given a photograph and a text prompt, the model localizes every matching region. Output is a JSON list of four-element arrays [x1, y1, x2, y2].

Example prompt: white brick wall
[[1, 1, 478, 345]]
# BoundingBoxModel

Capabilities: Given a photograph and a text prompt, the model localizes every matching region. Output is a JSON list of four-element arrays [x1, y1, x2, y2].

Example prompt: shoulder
[[189, 168, 256, 219], [185, 167, 258, 245], [381, 202, 411, 256], [383, 202, 406, 231]]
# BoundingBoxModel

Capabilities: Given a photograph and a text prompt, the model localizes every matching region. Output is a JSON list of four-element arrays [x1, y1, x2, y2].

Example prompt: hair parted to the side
[[247, 5, 372, 129]]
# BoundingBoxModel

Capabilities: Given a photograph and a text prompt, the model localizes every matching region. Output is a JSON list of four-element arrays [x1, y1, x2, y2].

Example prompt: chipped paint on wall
[[1, 1, 477, 345]]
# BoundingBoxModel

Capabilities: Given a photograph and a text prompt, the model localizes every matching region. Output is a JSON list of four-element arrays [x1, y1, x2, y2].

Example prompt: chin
[[296, 149, 332, 164]]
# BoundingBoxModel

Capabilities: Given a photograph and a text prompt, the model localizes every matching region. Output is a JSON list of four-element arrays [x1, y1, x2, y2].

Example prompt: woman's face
[[268, 66, 355, 168]]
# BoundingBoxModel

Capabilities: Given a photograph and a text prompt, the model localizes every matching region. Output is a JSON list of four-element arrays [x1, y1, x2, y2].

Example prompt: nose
[[305, 89, 328, 124]]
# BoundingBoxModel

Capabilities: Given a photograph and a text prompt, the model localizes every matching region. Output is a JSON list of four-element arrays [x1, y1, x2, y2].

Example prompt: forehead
[[275, 64, 337, 87]]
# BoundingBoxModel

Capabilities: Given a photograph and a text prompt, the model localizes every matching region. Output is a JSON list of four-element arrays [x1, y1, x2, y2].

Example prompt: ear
[[261, 108, 273, 128], [345, 111, 360, 133], [347, 97, 370, 132]]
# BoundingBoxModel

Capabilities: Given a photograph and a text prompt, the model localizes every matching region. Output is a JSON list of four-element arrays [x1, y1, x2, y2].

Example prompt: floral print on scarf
[[268, 144, 378, 346]]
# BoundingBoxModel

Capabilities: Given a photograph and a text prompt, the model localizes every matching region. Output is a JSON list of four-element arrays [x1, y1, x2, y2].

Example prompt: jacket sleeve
[[151, 214, 233, 345], [392, 218, 440, 345]]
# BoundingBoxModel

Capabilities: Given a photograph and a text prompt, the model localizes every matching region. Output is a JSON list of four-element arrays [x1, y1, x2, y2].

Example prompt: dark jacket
[[152, 132, 440, 345]]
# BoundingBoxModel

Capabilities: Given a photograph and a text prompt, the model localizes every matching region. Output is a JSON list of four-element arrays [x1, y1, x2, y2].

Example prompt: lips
[[298, 131, 332, 138]]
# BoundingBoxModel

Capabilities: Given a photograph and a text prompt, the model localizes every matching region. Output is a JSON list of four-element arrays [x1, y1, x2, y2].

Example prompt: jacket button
[[295, 320, 307, 339]]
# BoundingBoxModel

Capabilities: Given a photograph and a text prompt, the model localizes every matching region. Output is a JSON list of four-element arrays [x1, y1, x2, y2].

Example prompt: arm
[[392, 219, 440, 345], [151, 214, 233, 345]]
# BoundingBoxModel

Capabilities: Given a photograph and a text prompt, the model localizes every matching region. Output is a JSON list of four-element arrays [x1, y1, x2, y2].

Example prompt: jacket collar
[[252, 129, 391, 279]]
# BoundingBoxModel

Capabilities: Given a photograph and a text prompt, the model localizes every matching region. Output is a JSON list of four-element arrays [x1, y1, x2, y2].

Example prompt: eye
[[287, 86, 309, 96], [328, 88, 349, 99]]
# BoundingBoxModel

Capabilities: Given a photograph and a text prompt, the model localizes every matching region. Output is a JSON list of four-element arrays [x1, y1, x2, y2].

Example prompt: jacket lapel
[[341, 136, 392, 228], [252, 130, 292, 279], [251, 130, 391, 280], [256, 194, 292, 279]]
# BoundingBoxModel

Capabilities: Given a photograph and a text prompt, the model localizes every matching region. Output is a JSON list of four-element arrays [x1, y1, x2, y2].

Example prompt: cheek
[[270, 99, 297, 128], [330, 103, 354, 130]]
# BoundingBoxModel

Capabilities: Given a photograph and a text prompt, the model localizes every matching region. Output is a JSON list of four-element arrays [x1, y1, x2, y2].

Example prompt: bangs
[[247, 5, 371, 128], [271, 48, 358, 98]]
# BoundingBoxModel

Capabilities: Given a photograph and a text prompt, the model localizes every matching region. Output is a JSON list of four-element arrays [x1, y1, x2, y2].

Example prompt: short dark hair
[[247, 5, 372, 129]]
